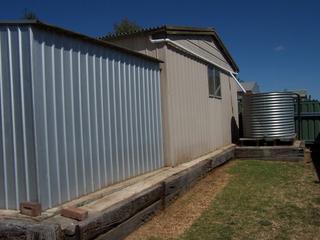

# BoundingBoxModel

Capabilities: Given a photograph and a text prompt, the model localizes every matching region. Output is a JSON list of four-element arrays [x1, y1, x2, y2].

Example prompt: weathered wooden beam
[[0, 219, 62, 240], [0, 145, 235, 240], [95, 200, 162, 240], [235, 146, 304, 161], [77, 184, 163, 240]]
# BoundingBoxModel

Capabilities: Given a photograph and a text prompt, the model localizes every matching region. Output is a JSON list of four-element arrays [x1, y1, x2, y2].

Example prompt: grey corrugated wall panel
[[0, 25, 163, 210], [0, 26, 38, 209]]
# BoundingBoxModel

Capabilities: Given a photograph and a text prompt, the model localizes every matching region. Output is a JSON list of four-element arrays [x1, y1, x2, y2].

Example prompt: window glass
[[208, 66, 221, 98], [208, 67, 215, 96], [214, 69, 221, 97]]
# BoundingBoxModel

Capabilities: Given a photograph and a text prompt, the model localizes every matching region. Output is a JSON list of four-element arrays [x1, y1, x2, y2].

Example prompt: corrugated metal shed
[[164, 45, 237, 164], [0, 21, 163, 210], [106, 27, 239, 166]]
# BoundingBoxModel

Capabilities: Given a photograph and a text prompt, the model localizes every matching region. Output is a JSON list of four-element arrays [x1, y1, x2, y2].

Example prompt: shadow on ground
[[311, 142, 320, 182]]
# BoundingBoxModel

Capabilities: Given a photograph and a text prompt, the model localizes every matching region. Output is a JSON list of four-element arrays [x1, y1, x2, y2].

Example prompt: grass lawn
[[141, 160, 320, 240]]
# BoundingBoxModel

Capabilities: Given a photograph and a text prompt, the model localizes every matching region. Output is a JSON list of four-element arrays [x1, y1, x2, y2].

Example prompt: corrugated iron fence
[[295, 99, 320, 144], [0, 23, 164, 210]]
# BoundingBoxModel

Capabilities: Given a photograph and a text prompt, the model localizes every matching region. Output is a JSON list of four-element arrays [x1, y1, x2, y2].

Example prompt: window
[[208, 66, 221, 98]]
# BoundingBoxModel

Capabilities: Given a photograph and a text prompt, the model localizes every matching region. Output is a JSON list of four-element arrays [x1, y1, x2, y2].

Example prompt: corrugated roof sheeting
[[0, 24, 163, 210], [102, 25, 214, 40]]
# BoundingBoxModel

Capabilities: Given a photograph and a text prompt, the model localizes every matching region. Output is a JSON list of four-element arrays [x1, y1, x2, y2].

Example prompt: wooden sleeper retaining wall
[[0, 146, 235, 240]]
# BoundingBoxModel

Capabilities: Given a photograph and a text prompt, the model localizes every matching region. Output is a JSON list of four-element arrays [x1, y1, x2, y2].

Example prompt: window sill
[[209, 95, 222, 100]]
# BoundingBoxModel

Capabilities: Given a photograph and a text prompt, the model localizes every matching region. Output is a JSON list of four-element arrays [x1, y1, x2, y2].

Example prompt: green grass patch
[[149, 160, 320, 240], [180, 161, 320, 240]]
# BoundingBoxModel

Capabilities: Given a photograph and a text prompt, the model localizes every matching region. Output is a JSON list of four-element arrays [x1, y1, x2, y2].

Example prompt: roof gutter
[[149, 36, 246, 93]]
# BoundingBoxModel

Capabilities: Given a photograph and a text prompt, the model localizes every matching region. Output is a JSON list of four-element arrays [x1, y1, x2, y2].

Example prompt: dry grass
[[126, 161, 235, 240]]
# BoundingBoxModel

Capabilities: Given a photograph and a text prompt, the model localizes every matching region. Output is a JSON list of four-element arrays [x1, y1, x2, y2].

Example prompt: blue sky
[[1, 0, 320, 99]]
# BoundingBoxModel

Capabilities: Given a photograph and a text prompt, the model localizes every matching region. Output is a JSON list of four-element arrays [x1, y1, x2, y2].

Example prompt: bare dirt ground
[[125, 161, 234, 240]]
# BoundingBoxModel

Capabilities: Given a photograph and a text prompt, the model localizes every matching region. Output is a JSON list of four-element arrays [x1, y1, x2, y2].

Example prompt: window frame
[[208, 66, 222, 99]]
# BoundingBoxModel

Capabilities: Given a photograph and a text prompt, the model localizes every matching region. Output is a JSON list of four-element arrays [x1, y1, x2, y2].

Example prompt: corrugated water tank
[[242, 92, 295, 139]]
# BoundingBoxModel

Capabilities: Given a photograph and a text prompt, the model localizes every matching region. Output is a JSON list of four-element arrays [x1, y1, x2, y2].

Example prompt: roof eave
[[102, 25, 239, 72]]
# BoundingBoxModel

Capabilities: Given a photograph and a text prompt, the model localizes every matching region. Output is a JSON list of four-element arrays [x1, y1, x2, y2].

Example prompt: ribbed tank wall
[[0, 25, 163, 210], [243, 92, 295, 139]]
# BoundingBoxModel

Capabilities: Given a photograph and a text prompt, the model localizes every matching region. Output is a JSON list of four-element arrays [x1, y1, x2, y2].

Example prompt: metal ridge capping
[[102, 25, 215, 40]]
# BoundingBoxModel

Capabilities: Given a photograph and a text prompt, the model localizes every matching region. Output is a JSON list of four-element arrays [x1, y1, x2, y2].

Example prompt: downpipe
[[149, 36, 246, 93]]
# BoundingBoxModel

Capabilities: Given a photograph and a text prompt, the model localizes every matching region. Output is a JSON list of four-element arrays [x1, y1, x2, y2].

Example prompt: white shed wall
[[108, 33, 239, 166], [165, 46, 238, 165]]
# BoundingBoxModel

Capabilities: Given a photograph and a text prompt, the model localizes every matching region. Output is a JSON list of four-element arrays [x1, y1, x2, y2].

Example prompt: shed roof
[[102, 25, 239, 72], [237, 81, 260, 93], [0, 20, 163, 63]]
